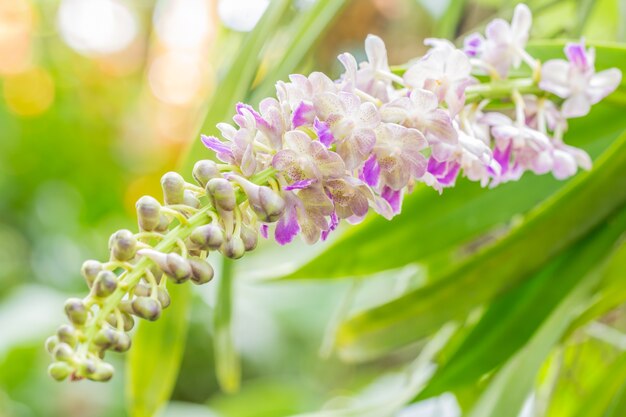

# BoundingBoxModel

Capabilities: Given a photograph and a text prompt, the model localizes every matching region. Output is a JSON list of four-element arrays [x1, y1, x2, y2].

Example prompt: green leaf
[[466, 208, 626, 417], [178, 0, 291, 175], [418, 208, 626, 400], [571, 351, 626, 417], [434, 0, 466, 39], [564, 238, 626, 337], [282, 42, 626, 281], [126, 283, 192, 417], [248, 0, 348, 106], [336, 129, 626, 362]]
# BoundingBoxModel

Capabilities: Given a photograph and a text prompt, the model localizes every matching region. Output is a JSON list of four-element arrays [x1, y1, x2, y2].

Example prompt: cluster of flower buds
[[48, 3, 621, 381], [46, 164, 285, 381]]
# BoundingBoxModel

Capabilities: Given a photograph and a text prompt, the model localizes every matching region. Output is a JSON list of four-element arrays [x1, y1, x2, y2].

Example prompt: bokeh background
[[1, 0, 625, 416]]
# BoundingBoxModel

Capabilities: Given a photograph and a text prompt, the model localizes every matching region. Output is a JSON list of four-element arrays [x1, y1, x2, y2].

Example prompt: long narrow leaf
[[178, 0, 291, 175], [337, 129, 626, 361], [467, 207, 626, 417], [248, 0, 348, 106], [126, 283, 192, 417]]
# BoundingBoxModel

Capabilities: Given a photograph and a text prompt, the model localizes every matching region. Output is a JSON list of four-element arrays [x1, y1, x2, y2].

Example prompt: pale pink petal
[[588, 68, 622, 103], [485, 19, 510, 44], [511, 3, 532, 43], [562, 94, 591, 118], [365, 34, 389, 70], [540, 60, 572, 97]]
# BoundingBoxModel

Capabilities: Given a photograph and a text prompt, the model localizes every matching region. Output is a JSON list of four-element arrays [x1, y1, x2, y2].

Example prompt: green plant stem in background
[[214, 257, 241, 393], [126, 284, 192, 417], [178, 0, 291, 176]]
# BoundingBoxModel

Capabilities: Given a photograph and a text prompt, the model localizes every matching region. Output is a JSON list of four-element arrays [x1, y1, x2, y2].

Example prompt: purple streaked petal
[[321, 210, 339, 241], [493, 142, 513, 176], [314, 117, 335, 147], [284, 178, 316, 191], [427, 157, 448, 176], [201, 135, 234, 161], [260, 224, 269, 239], [275, 201, 300, 245], [236, 102, 270, 129], [292, 101, 315, 128], [464, 33, 483, 57], [565, 42, 589, 71], [381, 186, 402, 214], [360, 154, 380, 187], [438, 162, 460, 185]]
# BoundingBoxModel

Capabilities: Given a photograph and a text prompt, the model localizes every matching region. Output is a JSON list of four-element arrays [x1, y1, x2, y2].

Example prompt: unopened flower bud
[[119, 298, 135, 314], [155, 214, 170, 233], [193, 160, 220, 187], [64, 298, 88, 326], [89, 362, 114, 382], [161, 172, 185, 205], [165, 253, 192, 283], [229, 175, 285, 222], [57, 324, 77, 347], [240, 224, 258, 251], [106, 312, 135, 332], [81, 260, 102, 288], [93, 270, 118, 298], [48, 362, 72, 381], [45, 336, 59, 354], [190, 223, 224, 250], [133, 282, 151, 297], [113, 332, 131, 352], [157, 287, 171, 309], [189, 258, 214, 285], [131, 296, 162, 321], [53, 343, 74, 362], [93, 328, 118, 349], [78, 358, 98, 376], [136, 196, 161, 231], [183, 190, 200, 209], [108, 229, 137, 261], [206, 178, 236, 211], [138, 249, 192, 283], [221, 236, 245, 259]]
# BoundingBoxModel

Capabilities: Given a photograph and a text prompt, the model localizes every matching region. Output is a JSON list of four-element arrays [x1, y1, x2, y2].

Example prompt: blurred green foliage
[[2, 1, 626, 417]]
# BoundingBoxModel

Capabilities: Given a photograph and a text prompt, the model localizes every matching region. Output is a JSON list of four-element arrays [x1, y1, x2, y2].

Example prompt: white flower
[[479, 3, 532, 77], [540, 41, 622, 118], [403, 41, 474, 115]]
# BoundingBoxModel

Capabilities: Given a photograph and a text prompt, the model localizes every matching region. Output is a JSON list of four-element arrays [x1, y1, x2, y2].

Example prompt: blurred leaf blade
[[249, 0, 348, 105], [419, 206, 626, 401], [571, 350, 626, 417], [565, 238, 626, 337], [464, 207, 626, 417], [179, 0, 291, 174], [434, 0, 466, 39], [126, 283, 192, 417], [336, 128, 626, 361]]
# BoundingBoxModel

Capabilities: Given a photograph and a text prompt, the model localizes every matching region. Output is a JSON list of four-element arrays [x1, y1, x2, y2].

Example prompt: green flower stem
[[214, 256, 241, 393], [82, 206, 213, 355], [250, 167, 278, 185], [465, 78, 544, 102]]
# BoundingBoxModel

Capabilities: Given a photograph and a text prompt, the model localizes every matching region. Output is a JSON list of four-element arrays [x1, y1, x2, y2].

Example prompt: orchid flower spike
[[47, 3, 621, 382]]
